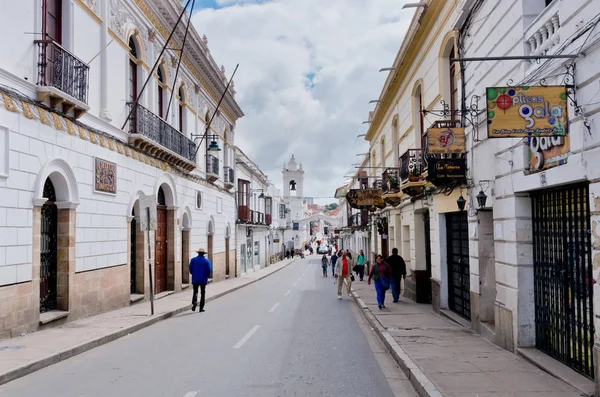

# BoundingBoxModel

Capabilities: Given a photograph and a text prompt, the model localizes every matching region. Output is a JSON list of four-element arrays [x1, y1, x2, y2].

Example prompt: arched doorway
[[155, 187, 168, 294], [181, 211, 191, 285], [130, 207, 137, 294], [40, 178, 58, 313], [207, 219, 214, 279], [225, 225, 231, 278]]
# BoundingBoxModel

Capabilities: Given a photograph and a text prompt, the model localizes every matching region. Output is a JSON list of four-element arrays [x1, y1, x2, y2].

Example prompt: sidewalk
[[349, 280, 588, 397], [0, 258, 296, 386]]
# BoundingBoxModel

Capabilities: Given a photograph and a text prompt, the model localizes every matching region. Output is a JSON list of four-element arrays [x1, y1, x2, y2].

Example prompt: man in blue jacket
[[189, 248, 212, 312]]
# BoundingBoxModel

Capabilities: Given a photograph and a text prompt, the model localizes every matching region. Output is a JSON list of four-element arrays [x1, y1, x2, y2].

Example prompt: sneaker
[[199, 309, 205, 313], [191, 304, 196, 312], [378, 305, 382, 310], [338, 295, 342, 300]]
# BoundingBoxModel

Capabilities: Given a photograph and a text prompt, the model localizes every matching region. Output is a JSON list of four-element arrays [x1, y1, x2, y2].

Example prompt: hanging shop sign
[[334, 185, 348, 198], [528, 134, 570, 173], [486, 86, 568, 138], [427, 158, 466, 185], [345, 189, 385, 210], [293, 222, 299, 230], [427, 127, 465, 154], [94, 157, 117, 194]]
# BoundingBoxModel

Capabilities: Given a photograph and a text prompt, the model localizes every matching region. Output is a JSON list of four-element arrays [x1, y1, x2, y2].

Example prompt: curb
[[348, 286, 444, 397], [0, 259, 296, 386]]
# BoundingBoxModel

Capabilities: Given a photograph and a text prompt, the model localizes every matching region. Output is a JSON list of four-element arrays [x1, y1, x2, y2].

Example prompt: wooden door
[[43, 0, 62, 43], [155, 206, 168, 294], [381, 235, 389, 258], [207, 234, 213, 279]]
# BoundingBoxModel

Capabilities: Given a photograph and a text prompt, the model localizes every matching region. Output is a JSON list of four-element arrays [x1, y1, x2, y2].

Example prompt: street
[[0, 257, 417, 397]]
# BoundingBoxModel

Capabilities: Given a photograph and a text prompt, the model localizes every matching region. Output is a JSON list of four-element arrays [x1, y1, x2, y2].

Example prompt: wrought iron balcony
[[400, 148, 427, 196], [206, 154, 219, 182], [127, 102, 197, 172], [349, 210, 369, 228], [382, 168, 401, 194], [35, 40, 89, 118], [223, 166, 235, 189]]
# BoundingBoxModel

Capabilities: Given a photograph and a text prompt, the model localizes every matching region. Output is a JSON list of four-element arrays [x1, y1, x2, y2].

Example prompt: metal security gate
[[40, 178, 58, 313], [130, 210, 136, 294], [447, 212, 470, 320], [532, 184, 594, 379]]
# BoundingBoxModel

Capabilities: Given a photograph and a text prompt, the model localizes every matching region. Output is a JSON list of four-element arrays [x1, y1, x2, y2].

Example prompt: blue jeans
[[331, 263, 336, 276], [374, 279, 387, 306]]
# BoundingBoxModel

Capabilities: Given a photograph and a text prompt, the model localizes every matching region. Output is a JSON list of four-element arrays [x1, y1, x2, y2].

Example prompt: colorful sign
[[528, 134, 570, 173], [486, 86, 568, 138], [345, 189, 385, 210], [427, 158, 466, 185], [427, 127, 465, 154], [94, 158, 117, 194]]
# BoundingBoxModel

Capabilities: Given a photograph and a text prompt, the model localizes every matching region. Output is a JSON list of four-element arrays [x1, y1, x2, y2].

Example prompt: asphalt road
[[0, 257, 417, 397]]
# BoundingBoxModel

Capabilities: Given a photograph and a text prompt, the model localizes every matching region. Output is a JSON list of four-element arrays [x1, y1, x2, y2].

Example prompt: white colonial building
[[455, 0, 600, 386], [0, 0, 243, 338], [234, 147, 272, 273]]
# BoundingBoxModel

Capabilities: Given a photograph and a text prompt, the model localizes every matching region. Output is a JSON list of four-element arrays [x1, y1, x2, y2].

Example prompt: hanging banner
[[528, 134, 570, 173], [427, 127, 465, 154], [345, 189, 385, 210], [427, 158, 466, 185], [486, 86, 568, 138]]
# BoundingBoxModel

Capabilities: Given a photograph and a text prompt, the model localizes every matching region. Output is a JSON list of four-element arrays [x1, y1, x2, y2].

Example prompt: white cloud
[[192, 0, 414, 203]]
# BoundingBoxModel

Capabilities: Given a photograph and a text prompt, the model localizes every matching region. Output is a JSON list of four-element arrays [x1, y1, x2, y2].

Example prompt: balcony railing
[[382, 168, 401, 194], [525, 0, 560, 70], [35, 40, 89, 117], [400, 149, 426, 183], [127, 102, 197, 171], [349, 210, 369, 228], [223, 166, 234, 188], [206, 154, 219, 181]]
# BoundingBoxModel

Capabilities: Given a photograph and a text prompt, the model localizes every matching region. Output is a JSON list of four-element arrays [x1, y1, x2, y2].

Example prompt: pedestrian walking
[[368, 254, 393, 309], [321, 254, 330, 277], [386, 248, 407, 303], [189, 248, 212, 313], [330, 251, 338, 277], [291, 249, 295, 258], [335, 251, 354, 299], [285, 249, 290, 259], [355, 249, 366, 281]]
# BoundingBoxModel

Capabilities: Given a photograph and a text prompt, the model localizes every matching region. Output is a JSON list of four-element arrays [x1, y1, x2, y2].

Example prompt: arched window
[[440, 35, 459, 118], [178, 86, 185, 133], [157, 66, 165, 118], [128, 37, 139, 104], [392, 117, 399, 166], [412, 84, 425, 150], [380, 137, 386, 168]]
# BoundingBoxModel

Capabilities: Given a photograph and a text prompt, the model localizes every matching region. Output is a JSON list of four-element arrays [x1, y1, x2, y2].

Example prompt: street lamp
[[362, 120, 372, 124], [402, 2, 428, 9], [379, 67, 396, 72], [456, 195, 466, 211], [252, 189, 265, 199], [369, 100, 381, 104], [476, 190, 488, 208]]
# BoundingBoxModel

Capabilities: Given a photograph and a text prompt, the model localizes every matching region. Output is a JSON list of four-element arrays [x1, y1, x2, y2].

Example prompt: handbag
[[352, 265, 358, 272], [350, 275, 355, 282], [380, 276, 390, 290]]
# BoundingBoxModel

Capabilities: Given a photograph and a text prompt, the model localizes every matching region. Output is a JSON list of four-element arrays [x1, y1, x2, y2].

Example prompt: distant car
[[318, 246, 328, 254]]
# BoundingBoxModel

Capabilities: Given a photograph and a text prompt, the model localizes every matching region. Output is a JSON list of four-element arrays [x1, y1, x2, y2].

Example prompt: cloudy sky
[[191, 0, 414, 204]]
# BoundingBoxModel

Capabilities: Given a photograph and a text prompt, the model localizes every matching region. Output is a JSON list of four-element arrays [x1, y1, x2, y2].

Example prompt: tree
[[324, 203, 339, 212]]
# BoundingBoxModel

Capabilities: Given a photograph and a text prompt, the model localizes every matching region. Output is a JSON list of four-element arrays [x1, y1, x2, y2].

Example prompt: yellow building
[[364, 0, 469, 311]]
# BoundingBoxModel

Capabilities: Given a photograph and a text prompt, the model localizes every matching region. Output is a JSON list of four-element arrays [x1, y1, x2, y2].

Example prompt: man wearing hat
[[189, 248, 212, 312]]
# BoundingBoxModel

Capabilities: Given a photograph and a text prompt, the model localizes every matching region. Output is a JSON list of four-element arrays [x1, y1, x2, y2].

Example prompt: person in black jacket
[[386, 248, 407, 303]]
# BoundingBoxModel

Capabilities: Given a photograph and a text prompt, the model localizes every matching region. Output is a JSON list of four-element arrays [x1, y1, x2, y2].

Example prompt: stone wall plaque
[[95, 157, 117, 194]]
